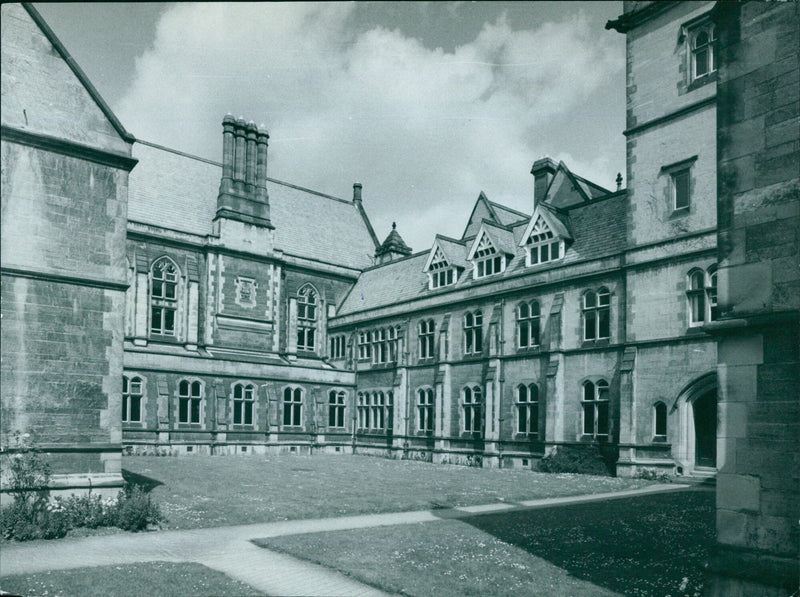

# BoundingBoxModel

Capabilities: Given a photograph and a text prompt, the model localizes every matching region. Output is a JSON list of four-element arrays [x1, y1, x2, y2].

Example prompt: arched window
[[462, 385, 483, 434], [582, 380, 609, 439], [687, 267, 718, 326], [232, 383, 255, 425], [122, 375, 143, 423], [178, 379, 202, 424], [517, 301, 541, 348], [419, 319, 435, 359], [283, 387, 303, 427], [654, 402, 667, 440], [297, 286, 317, 351], [516, 384, 539, 435], [150, 258, 179, 336], [692, 24, 716, 80], [417, 388, 434, 432], [463, 310, 483, 355], [583, 288, 610, 341], [357, 332, 371, 361], [328, 390, 346, 428]]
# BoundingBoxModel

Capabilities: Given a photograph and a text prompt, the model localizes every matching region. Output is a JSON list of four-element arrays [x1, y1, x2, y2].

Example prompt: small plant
[[635, 468, 673, 483], [538, 445, 612, 476], [115, 484, 163, 531]]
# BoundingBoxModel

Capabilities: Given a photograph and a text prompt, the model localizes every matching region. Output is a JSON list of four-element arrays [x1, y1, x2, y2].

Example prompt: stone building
[[1, 1, 797, 544], [1, 3, 135, 495]]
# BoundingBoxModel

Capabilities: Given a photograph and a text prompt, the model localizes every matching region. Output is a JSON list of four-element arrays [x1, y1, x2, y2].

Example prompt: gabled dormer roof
[[461, 191, 528, 240], [519, 203, 573, 247], [540, 161, 610, 209], [466, 220, 517, 261], [423, 235, 468, 273]]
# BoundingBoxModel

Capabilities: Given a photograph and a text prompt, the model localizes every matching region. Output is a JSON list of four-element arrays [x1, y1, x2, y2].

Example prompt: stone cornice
[[1, 265, 128, 291], [1, 125, 138, 171]]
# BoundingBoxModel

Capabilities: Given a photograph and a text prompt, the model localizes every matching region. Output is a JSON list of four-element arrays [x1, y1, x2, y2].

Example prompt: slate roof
[[127, 141, 377, 270], [433, 236, 469, 270], [337, 190, 627, 316]]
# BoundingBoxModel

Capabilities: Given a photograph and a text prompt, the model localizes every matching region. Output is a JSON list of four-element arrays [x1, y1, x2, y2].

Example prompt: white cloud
[[118, 3, 623, 251]]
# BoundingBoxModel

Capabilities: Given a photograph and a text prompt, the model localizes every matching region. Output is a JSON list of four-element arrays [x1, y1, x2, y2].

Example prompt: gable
[[424, 246, 449, 272], [543, 169, 587, 209], [1, 4, 131, 154], [461, 193, 497, 239], [526, 215, 555, 244]]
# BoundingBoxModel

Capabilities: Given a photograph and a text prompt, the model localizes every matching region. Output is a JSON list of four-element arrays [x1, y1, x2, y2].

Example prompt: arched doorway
[[673, 372, 717, 476], [692, 389, 716, 468]]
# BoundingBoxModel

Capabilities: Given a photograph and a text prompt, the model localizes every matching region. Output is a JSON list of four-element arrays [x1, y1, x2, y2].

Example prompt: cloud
[[118, 3, 624, 251]]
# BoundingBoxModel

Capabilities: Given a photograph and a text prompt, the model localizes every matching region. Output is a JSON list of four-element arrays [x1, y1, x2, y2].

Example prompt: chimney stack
[[531, 157, 557, 208], [216, 114, 272, 228]]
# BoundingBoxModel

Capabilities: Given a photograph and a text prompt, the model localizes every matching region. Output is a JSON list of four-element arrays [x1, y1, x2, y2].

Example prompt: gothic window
[[654, 402, 668, 440], [517, 301, 541, 348], [583, 288, 610, 341], [122, 375, 143, 423], [283, 387, 303, 427], [473, 234, 504, 279], [178, 379, 202, 424], [582, 380, 610, 440], [428, 247, 456, 289], [687, 267, 718, 326], [462, 385, 483, 434], [328, 390, 346, 428], [296, 286, 317, 352], [232, 382, 255, 426], [150, 258, 179, 336], [372, 392, 385, 429], [516, 384, 539, 435], [526, 216, 563, 266], [419, 319, 435, 359], [463, 310, 483, 355], [691, 23, 716, 81], [417, 388, 434, 432]]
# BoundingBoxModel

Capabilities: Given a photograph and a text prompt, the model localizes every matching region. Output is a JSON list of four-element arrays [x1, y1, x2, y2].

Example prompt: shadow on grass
[[122, 469, 164, 493], [442, 489, 715, 597]]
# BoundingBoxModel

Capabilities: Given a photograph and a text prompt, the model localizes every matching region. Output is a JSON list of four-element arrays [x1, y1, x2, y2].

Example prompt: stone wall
[[710, 2, 800, 594]]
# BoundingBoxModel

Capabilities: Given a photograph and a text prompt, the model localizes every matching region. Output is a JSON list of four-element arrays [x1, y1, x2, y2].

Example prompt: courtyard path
[[0, 483, 687, 596]]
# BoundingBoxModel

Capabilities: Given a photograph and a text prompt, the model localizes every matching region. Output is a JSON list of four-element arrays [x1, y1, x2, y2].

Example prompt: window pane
[[179, 399, 188, 423], [518, 406, 527, 433], [164, 309, 175, 333], [598, 402, 609, 436], [583, 403, 595, 435], [531, 403, 538, 434], [151, 308, 162, 332], [475, 328, 483, 352], [599, 308, 610, 339], [674, 170, 690, 209], [541, 244, 549, 262], [530, 247, 539, 264], [655, 403, 667, 436], [695, 48, 709, 77], [551, 242, 560, 259], [191, 399, 200, 423], [584, 292, 596, 308], [519, 322, 529, 347], [234, 401, 242, 425], [585, 311, 597, 340], [122, 395, 129, 421]]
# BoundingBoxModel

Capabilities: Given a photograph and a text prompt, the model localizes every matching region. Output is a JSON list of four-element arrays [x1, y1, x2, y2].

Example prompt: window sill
[[461, 353, 484, 361], [369, 362, 397, 370], [415, 430, 435, 437], [652, 436, 668, 443], [175, 423, 203, 429], [669, 207, 690, 219], [149, 334, 181, 344], [687, 71, 716, 92], [579, 434, 609, 443], [685, 326, 708, 335], [515, 345, 541, 354], [581, 338, 610, 348], [460, 432, 484, 439], [514, 433, 539, 440], [281, 426, 305, 431], [417, 356, 436, 364]]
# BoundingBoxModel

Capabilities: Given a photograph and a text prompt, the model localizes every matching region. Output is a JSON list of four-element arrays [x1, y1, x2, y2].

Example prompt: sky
[[35, 2, 626, 252]]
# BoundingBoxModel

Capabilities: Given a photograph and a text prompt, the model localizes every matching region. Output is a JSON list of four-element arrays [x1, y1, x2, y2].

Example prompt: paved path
[[0, 483, 688, 596]]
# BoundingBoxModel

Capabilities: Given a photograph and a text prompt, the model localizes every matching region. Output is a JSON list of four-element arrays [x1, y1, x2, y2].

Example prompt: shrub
[[635, 468, 673, 483], [538, 445, 612, 476], [115, 485, 163, 531]]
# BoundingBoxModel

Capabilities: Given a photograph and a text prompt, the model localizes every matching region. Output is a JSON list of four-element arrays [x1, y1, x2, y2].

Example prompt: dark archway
[[693, 389, 716, 468]]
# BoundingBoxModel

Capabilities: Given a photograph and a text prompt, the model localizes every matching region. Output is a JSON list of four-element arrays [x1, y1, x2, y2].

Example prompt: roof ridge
[[488, 200, 528, 218]]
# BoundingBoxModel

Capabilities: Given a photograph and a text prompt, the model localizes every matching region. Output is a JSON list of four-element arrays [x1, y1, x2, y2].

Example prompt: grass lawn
[[256, 489, 714, 597], [0, 562, 261, 597], [122, 453, 655, 529]]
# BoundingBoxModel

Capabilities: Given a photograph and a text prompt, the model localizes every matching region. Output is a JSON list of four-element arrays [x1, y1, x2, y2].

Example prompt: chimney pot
[[353, 183, 363, 203], [531, 157, 557, 208]]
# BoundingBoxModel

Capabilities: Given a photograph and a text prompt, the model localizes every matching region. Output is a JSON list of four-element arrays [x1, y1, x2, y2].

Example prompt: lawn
[[0, 562, 262, 597], [257, 489, 714, 597], [122, 453, 655, 529]]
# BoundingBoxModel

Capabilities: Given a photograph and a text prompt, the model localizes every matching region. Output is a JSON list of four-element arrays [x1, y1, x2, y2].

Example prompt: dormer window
[[472, 234, 504, 279], [525, 215, 563, 267], [427, 247, 456, 289]]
